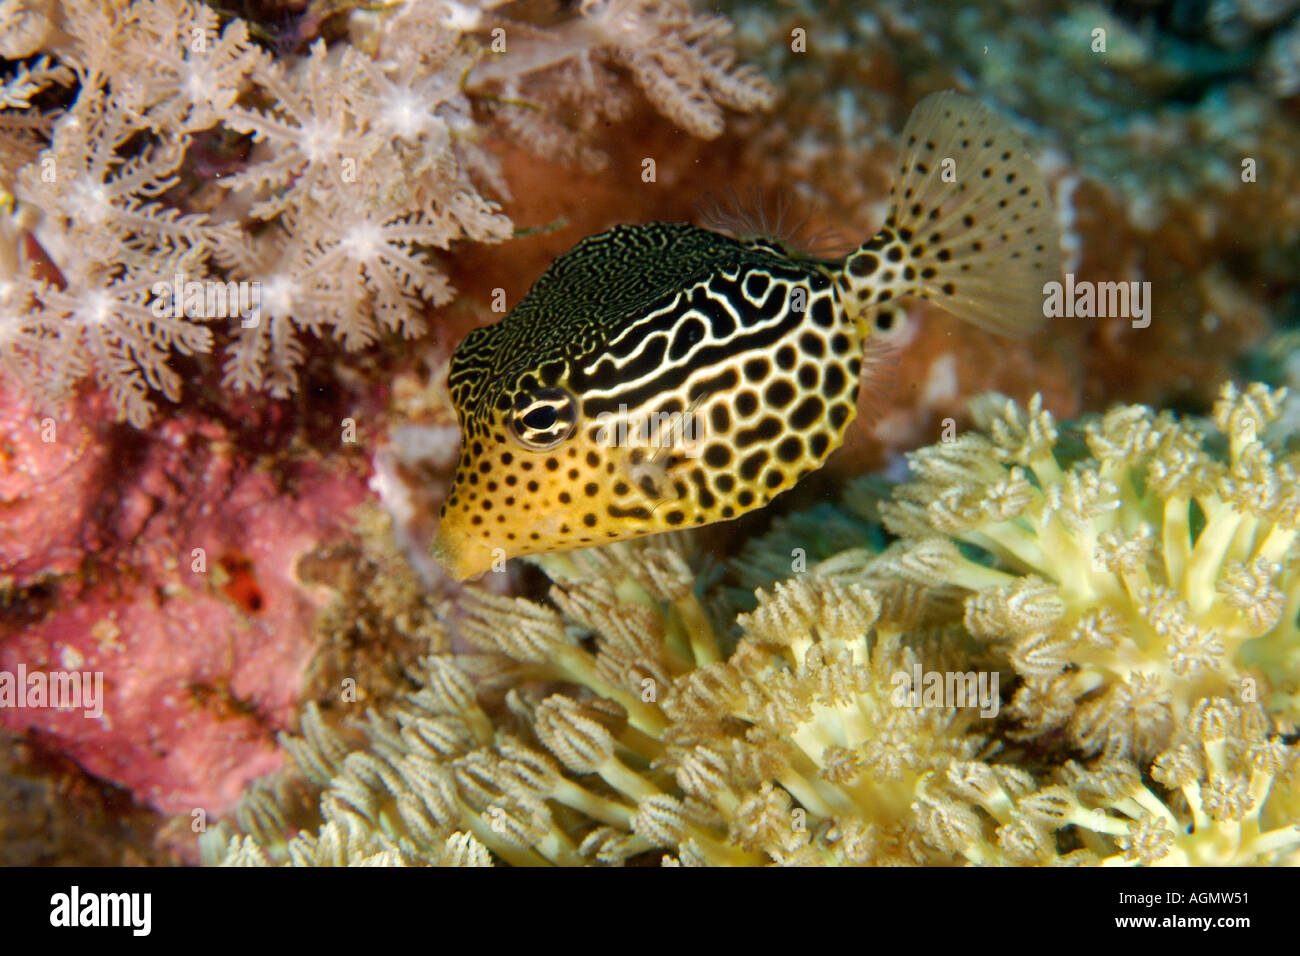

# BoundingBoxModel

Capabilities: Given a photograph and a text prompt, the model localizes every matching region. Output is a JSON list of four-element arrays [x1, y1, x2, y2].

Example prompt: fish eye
[[523, 405, 557, 431], [508, 388, 578, 451]]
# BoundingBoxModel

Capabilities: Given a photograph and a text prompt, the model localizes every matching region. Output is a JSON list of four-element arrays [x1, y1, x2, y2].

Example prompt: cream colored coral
[[1, 0, 771, 423], [881, 383, 1300, 761], [207, 535, 1014, 866], [0, 0, 56, 59]]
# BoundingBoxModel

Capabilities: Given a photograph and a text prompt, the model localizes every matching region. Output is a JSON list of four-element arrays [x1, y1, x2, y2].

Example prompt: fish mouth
[[429, 521, 498, 582]]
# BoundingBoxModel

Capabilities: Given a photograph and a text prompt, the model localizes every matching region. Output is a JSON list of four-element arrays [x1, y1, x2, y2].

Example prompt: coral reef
[[3, 0, 1299, 868], [204, 384, 1300, 866], [0, 729, 185, 865], [0, 0, 773, 425], [879, 382, 1300, 759], [1, 407, 371, 815], [0, 377, 114, 591]]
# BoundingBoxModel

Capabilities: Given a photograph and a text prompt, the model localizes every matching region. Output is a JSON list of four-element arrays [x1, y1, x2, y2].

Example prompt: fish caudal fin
[[843, 92, 1060, 336]]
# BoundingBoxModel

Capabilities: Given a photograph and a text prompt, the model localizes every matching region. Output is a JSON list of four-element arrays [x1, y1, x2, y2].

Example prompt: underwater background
[[1, 0, 1298, 865]]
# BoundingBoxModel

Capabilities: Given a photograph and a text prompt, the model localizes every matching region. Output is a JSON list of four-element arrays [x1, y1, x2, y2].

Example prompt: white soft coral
[[1, 0, 770, 424]]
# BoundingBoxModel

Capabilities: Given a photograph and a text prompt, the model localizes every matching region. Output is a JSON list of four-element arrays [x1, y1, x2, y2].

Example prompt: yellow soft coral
[[204, 535, 1010, 866], [662, 574, 992, 865], [880, 382, 1300, 760], [1013, 698, 1300, 866]]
